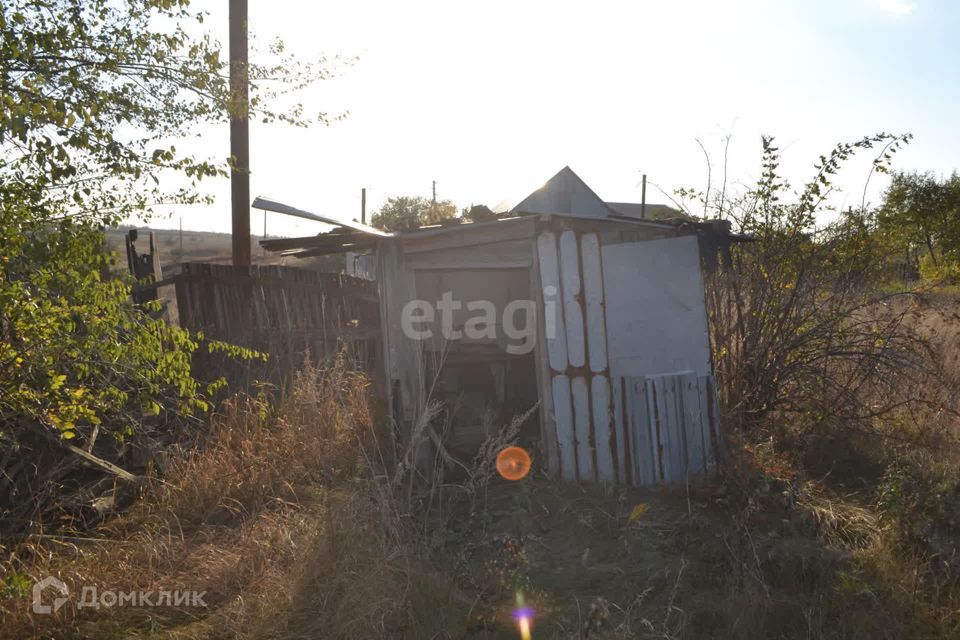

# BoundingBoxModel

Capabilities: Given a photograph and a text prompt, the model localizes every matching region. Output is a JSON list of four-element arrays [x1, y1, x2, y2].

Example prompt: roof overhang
[[255, 196, 394, 258], [253, 197, 393, 237], [258, 202, 699, 259]]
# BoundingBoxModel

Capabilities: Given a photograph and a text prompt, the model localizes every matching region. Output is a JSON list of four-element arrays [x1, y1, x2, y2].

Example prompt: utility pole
[[361, 187, 367, 224], [179, 216, 183, 254], [432, 180, 436, 205], [229, 0, 251, 266]]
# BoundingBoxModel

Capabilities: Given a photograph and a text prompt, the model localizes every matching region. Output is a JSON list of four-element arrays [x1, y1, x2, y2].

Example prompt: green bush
[[0, 222, 210, 443], [0, 0, 328, 535]]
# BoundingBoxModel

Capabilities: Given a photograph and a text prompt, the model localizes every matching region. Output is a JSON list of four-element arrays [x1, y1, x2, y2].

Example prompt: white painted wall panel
[[551, 375, 576, 481], [559, 231, 586, 368], [580, 233, 609, 374], [601, 235, 711, 379], [536, 232, 568, 372], [591, 375, 614, 482], [571, 376, 594, 481]]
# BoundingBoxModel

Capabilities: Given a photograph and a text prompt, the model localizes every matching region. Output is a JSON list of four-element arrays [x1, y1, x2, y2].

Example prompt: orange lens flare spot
[[496, 446, 532, 481]]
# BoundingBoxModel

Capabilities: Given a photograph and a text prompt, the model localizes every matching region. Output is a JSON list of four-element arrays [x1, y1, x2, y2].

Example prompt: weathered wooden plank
[[624, 378, 639, 485], [175, 272, 376, 297], [664, 375, 686, 484], [174, 274, 190, 327], [253, 284, 267, 329], [650, 377, 670, 483], [703, 374, 722, 474], [695, 377, 710, 473], [625, 377, 656, 487], [612, 376, 628, 484], [643, 378, 660, 485], [683, 373, 706, 476], [66, 444, 138, 482], [173, 262, 380, 384], [253, 197, 393, 237], [678, 375, 693, 479], [617, 372, 723, 487]]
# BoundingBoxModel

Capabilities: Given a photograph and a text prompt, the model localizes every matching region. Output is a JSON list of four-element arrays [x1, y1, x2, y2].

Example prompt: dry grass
[[5, 289, 960, 640], [0, 357, 451, 639]]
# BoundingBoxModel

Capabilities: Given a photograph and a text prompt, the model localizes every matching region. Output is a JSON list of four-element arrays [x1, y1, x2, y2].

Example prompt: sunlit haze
[[152, 0, 960, 237]]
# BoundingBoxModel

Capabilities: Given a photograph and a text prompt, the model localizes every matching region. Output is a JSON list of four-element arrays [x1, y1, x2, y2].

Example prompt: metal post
[[361, 187, 367, 224], [229, 0, 251, 266], [641, 174, 647, 220]]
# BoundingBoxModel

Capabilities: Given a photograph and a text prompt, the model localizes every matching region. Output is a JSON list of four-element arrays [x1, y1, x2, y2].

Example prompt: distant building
[[511, 165, 685, 221]]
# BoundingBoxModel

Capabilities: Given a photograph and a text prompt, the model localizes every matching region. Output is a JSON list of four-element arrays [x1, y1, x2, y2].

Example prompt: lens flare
[[496, 446, 532, 481], [513, 592, 534, 640], [517, 613, 532, 640]]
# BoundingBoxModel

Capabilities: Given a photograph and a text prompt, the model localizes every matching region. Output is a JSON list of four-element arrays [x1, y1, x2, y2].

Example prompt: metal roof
[[255, 168, 701, 259], [510, 166, 616, 218], [259, 212, 685, 258]]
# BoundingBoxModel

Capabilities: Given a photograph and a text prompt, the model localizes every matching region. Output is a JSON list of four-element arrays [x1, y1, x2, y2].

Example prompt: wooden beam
[[285, 244, 376, 258], [131, 274, 180, 292], [66, 444, 139, 482], [252, 197, 393, 237], [261, 234, 376, 252]]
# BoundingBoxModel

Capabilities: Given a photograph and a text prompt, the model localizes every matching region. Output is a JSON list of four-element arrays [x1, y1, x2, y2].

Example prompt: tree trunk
[[923, 231, 939, 267]]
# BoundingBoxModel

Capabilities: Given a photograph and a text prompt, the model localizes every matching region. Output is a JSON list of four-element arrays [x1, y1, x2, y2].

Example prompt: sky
[[149, 0, 960, 237]]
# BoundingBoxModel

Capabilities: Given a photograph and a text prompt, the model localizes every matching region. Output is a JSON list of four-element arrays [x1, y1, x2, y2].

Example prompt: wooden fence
[[173, 263, 379, 383]]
